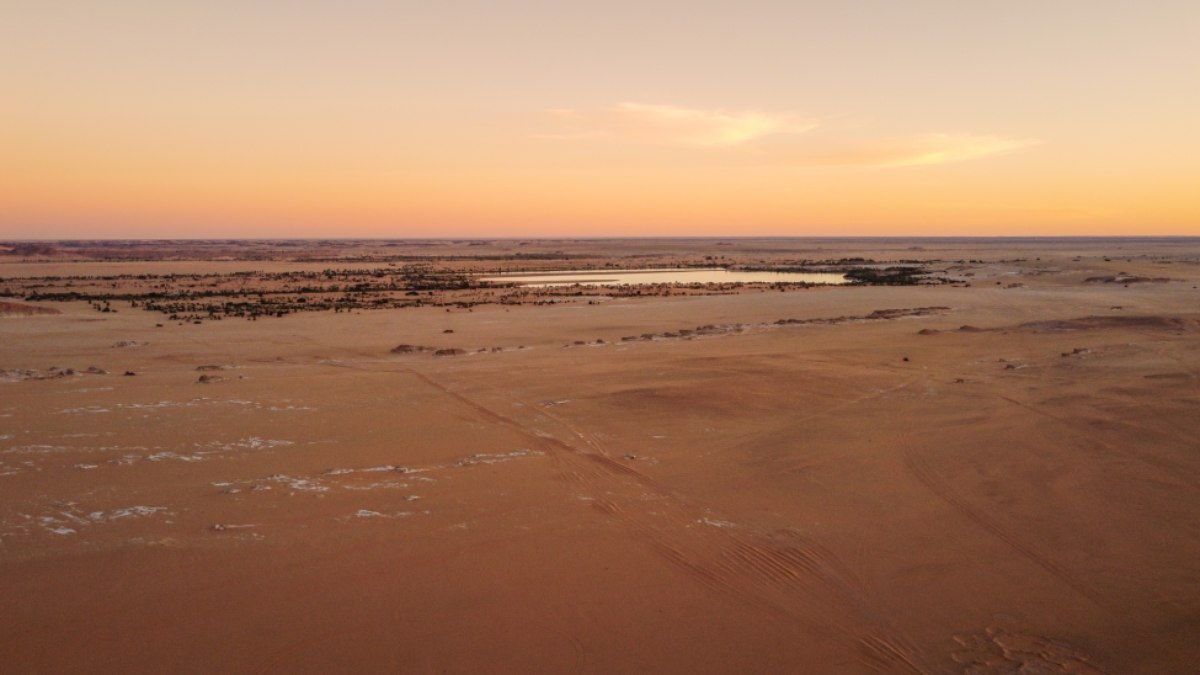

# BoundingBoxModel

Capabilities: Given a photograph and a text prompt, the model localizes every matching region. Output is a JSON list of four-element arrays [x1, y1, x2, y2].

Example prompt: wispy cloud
[[547, 102, 817, 148], [790, 133, 1039, 167], [546, 102, 1038, 167]]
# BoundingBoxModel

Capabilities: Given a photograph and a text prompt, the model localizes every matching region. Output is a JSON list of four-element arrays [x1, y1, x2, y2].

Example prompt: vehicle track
[[903, 449, 1107, 608], [405, 365, 932, 673], [997, 394, 1200, 492]]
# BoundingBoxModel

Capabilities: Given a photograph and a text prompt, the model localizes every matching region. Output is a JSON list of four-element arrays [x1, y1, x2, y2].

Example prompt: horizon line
[[4, 235, 1199, 243]]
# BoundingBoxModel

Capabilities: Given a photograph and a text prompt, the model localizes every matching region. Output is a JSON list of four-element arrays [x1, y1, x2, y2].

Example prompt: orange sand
[[2, 239, 1199, 673]]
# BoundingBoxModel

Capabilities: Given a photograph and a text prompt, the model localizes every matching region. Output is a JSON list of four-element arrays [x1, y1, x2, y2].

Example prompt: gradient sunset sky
[[2, 1, 1197, 238]]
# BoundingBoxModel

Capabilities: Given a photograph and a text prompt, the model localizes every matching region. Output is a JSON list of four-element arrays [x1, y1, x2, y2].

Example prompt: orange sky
[[1, 1, 1197, 238]]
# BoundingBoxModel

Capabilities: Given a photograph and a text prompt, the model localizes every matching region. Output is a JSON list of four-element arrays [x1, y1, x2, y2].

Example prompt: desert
[[2, 237, 1199, 673]]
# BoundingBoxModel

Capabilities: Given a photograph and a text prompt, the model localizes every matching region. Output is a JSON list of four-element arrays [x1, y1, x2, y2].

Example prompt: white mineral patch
[[355, 510, 413, 519], [3, 445, 69, 455], [454, 449, 544, 466], [194, 437, 293, 452], [39, 506, 171, 525], [145, 451, 209, 462], [211, 523, 256, 531], [106, 506, 169, 520], [341, 481, 408, 491], [123, 401, 187, 410], [238, 437, 293, 450], [267, 474, 327, 492], [115, 398, 262, 412], [323, 465, 410, 475]]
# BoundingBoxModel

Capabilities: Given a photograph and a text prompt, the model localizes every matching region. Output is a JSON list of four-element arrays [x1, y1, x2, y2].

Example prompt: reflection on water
[[480, 268, 849, 287]]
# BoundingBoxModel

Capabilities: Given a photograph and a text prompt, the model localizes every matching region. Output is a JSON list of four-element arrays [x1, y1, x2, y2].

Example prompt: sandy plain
[[2, 238, 1199, 674]]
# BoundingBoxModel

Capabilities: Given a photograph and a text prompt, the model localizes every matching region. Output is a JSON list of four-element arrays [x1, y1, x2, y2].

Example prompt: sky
[[1, 0, 1197, 238]]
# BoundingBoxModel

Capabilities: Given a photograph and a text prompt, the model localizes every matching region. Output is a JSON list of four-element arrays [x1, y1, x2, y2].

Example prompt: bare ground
[[2, 238, 1199, 673]]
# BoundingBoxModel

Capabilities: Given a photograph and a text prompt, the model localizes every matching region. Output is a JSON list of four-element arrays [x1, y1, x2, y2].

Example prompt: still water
[[480, 268, 850, 287]]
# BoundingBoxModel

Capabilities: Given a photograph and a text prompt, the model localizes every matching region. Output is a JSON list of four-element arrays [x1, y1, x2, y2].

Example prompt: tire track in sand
[[406, 366, 931, 674], [903, 449, 1108, 609], [998, 394, 1200, 492]]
